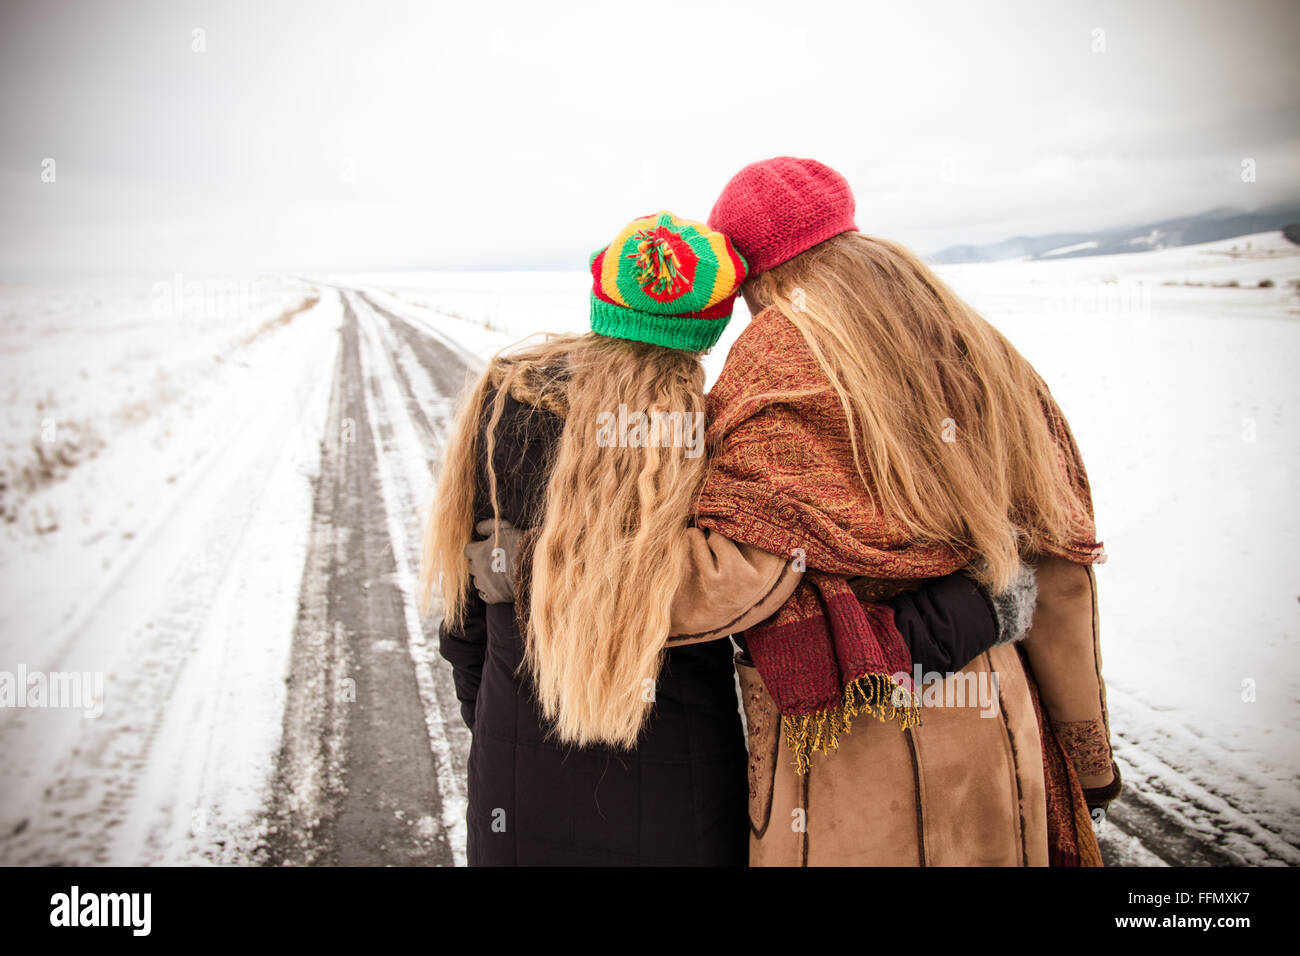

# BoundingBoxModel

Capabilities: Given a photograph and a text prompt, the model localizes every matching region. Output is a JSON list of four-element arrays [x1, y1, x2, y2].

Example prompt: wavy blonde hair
[[745, 232, 1092, 592], [420, 332, 707, 748]]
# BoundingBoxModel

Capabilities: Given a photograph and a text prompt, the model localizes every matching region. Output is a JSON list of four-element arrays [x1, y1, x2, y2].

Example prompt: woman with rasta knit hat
[[422, 210, 1016, 866]]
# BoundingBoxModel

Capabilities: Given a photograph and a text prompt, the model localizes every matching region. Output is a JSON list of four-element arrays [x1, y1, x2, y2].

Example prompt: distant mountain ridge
[[926, 201, 1300, 264]]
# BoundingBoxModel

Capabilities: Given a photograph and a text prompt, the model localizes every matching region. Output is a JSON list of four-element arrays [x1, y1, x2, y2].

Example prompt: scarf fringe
[[782, 673, 921, 775]]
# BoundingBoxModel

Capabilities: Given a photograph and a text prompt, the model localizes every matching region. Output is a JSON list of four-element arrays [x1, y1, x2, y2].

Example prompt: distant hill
[[927, 202, 1300, 264]]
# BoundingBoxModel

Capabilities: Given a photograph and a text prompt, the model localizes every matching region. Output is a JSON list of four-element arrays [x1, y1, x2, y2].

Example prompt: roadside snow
[[0, 279, 340, 864]]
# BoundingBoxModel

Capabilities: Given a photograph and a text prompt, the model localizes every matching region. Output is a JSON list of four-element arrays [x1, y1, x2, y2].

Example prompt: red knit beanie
[[707, 157, 858, 276]]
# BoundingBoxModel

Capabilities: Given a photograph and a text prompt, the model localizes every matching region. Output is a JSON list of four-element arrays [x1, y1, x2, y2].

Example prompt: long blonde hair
[[746, 232, 1091, 592], [421, 332, 707, 748]]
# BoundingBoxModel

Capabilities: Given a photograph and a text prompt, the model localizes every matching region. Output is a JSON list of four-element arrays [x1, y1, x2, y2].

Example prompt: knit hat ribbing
[[589, 210, 748, 352], [707, 157, 858, 276]]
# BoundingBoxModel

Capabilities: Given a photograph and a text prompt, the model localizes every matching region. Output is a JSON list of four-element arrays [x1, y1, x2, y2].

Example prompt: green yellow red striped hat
[[589, 210, 749, 352]]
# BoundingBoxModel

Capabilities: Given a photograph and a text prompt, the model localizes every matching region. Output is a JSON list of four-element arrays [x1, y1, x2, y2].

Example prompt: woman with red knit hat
[[694, 156, 1120, 866]]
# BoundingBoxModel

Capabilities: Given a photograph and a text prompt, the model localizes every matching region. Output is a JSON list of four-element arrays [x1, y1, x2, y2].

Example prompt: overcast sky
[[2, 0, 1298, 277]]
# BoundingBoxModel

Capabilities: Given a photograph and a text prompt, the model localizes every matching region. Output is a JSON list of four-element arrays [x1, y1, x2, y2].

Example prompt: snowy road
[[266, 290, 473, 866], [1102, 690, 1300, 866], [0, 286, 478, 866], [1, 248, 1296, 866]]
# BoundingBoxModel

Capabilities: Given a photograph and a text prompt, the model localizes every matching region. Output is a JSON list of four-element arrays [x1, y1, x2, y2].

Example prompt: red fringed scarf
[[695, 307, 1103, 780], [740, 572, 919, 773]]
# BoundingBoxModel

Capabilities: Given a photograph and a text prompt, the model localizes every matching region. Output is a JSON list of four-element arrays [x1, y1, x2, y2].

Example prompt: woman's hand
[[464, 518, 525, 604]]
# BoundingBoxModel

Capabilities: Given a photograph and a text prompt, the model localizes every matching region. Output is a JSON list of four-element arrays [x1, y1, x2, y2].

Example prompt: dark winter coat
[[438, 391, 748, 866], [438, 390, 1003, 866]]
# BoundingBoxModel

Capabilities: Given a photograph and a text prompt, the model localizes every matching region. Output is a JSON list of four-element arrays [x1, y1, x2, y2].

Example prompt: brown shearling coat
[[670, 542, 1114, 867]]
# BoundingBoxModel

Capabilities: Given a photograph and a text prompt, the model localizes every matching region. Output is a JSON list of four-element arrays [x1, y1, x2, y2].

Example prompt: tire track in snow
[[1101, 685, 1300, 866], [353, 291, 481, 793], [269, 292, 471, 866], [352, 292, 469, 863]]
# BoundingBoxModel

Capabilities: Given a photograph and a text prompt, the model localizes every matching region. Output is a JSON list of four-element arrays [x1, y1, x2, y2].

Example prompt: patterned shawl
[[694, 307, 1103, 776]]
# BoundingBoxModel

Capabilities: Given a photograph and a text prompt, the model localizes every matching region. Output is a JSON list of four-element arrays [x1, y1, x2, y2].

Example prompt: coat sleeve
[[437, 584, 490, 731], [884, 572, 999, 676], [1019, 556, 1118, 799], [667, 528, 801, 645], [435, 387, 527, 733], [666, 531, 1001, 675]]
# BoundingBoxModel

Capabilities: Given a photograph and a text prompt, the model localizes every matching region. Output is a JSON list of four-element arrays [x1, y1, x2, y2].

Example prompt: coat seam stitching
[[670, 561, 792, 644], [799, 769, 810, 867], [993, 648, 1029, 865], [904, 726, 926, 866]]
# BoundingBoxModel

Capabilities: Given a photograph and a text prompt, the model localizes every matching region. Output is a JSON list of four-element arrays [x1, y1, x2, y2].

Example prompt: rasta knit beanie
[[589, 210, 748, 352], [707, 156, 858, 276]]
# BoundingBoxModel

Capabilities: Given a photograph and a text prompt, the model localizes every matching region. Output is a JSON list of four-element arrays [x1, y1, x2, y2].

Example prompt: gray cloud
[[2, 0, 1297, 276]]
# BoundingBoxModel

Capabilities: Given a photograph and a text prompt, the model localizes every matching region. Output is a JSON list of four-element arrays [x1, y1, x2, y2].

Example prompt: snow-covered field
[[0, 277, 341, 863], [0, 231, 1296, 865]]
